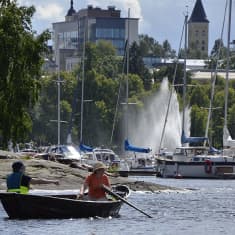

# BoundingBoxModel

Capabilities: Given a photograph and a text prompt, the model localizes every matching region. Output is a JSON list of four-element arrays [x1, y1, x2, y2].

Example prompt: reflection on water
[[1, 177, 235, 235]]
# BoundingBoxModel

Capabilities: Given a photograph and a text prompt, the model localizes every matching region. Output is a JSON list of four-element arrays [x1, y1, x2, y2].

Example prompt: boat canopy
[[208, 146, 221, 154], [79, 143, 93, 152], [124, 139, 151, 153], [181, 130, 208, 144]]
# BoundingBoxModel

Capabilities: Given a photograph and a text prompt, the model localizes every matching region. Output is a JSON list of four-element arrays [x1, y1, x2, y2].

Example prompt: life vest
[[7, 172, 29, 194], [204, 160, 212, 174], [108, 162, 119, 173]]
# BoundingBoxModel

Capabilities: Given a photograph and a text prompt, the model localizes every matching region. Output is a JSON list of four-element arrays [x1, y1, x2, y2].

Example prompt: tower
[[66, 0, 76, 21], [188, 0, 209, 58]]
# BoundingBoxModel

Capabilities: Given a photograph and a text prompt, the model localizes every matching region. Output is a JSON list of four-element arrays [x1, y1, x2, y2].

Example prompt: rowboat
[[0, 185, 130, 219]]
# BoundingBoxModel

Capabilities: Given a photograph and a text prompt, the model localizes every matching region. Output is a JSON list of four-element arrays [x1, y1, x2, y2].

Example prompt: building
[[52, 0, 139, 71], [188, 0, 209, 58]]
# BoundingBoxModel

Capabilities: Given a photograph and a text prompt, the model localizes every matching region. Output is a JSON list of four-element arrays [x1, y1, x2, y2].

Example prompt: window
[[96, 28, 125, 39], [58, 31, 78, 49]]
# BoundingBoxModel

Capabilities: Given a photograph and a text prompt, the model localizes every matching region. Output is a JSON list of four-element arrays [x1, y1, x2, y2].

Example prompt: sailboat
[[223, 0, 235, 155], [119, 9, 155, 176], [156, 4, 235, 179]]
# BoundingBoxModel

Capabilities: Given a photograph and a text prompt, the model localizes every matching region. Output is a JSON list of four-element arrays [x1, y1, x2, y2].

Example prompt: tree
[[139, 34, 175, 58], [32, 72, 77, 145], [206, 39, 227, 69], [228, 104, 235, 138], [0, 0, 50, 148], [163, 40, 175, 58], [210, 39, 226, 59], [190, 105, 208, 139], [129, 42, 153, 90]]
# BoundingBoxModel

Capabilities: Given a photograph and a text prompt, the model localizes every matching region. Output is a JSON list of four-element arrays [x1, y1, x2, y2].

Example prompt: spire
[[66, 0, 76, 16], [189, 0, 209, 23]]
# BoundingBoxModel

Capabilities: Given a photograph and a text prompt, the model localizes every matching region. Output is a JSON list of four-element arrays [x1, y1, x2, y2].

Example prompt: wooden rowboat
[[0, 185, 130, 219]]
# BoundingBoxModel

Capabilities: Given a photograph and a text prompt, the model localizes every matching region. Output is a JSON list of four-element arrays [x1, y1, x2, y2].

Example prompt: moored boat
[[121, 152, 156, 176], [0, 185, 130, 219], [156, 146, 235, 179]]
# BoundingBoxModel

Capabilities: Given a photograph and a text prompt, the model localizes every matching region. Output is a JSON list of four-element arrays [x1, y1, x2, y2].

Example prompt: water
[[1, 177, 235, 235]]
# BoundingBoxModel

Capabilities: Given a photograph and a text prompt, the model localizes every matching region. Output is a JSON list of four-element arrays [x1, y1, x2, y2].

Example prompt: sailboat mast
[[125, 8, 130, 139], [56, 33, 61, 146], [224, 0, 232, 129], [182, 13, 188, 143], [57, 52, 61, 146], [80, 27, 86, 143]]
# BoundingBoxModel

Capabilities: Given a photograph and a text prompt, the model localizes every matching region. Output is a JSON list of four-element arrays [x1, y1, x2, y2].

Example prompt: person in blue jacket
[[7, 161, 59, 194]]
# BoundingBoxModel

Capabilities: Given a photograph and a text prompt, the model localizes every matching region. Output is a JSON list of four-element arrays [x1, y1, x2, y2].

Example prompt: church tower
[[65, 0, 76, 21], [188, 0, 209, 58]]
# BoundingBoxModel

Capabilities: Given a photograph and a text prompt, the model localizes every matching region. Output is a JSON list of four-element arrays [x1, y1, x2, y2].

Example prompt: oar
[[102, 184, 153, 218]]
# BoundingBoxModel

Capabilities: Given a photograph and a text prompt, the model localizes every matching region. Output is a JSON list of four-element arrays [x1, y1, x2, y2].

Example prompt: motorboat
[[156, 146, 235, 179], [80, 147, 129, 176], [122, 153, 156, 176]]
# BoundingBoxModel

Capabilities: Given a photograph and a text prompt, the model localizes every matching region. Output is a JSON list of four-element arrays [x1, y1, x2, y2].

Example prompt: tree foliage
[[0, 0, 50, 148]]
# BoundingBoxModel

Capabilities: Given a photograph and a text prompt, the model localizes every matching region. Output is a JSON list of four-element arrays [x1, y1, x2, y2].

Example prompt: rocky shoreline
[[0, 150, 179, 192]]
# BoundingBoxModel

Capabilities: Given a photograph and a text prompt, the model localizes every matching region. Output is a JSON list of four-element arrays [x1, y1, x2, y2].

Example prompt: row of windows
[[195, 30, 207, 37], [96, 28, 125, 38], [56, 30, 126, 56], [58, 31, 78, 49], [196, 40, 206, 45]]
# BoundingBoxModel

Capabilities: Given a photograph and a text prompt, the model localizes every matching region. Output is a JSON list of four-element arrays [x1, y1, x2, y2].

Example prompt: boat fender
[[205, 160, 212, 174]]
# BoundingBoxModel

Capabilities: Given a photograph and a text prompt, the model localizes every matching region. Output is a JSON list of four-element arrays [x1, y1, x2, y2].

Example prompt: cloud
[[35, 3, 64, 21], [18, 1, 64, 21]]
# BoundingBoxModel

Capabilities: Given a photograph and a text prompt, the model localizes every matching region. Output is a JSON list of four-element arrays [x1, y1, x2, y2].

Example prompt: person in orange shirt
[[79, 162, 110, 201]]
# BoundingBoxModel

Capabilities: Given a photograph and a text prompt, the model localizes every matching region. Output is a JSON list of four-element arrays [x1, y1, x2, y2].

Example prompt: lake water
[[1, 177, 235, 235]]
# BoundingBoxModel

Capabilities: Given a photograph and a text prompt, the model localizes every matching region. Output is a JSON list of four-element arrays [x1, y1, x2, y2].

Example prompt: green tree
[[163, 40, 175, 58], [31, 72, 77, 145], [206, 39, 227, 69], [0, 0, 50, 148], [228, 104, 235, 138], [210, 39, 226, 59], [139, 34, 175, 58], [189, 83, 210, 108], [85, 40, 121, 78], [129, 42, 153, 90], [190, 105, 208, 138]]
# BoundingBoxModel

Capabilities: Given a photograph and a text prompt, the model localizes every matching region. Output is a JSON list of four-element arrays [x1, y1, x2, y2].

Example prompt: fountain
[[127, 77, 190, 153]]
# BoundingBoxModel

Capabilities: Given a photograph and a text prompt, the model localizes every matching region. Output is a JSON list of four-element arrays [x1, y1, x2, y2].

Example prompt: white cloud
[[18, 1, 64, 21], [35, 3, 64, 21]]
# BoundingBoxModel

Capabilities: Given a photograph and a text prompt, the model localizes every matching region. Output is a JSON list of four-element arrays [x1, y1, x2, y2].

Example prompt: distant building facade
[[188, 0, 209, 58], [52, 0, 139, 71]]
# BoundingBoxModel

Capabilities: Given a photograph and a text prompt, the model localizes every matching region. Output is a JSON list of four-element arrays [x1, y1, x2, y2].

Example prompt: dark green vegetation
[[0, 0, 50, 148], [0, 1, 235, 151]]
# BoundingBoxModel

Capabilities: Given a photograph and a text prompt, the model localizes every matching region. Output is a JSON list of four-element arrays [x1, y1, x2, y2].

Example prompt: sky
[[18, 0, 234, 53]]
